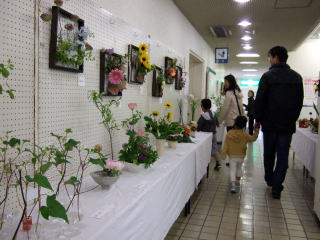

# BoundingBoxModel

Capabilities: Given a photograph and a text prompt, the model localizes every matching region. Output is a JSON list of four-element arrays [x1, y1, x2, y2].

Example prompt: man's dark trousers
[[263, 131, 293, 194]]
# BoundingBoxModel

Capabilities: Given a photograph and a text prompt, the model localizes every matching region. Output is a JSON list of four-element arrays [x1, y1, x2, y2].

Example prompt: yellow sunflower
[[139, 43, 148, 54], [167, 112, 173, 121], [164, 101, 173, 109], [139, 53, 150, 64], [151, 110, 160, 117], [143, 61, 151, 70]]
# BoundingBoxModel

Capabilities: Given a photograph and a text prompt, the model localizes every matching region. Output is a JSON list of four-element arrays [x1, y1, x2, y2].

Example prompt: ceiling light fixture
[[238, 20, 252, 27], [236, 53, 260, 57], [240, 61, 258, 64], [233, 0, 251, 3], [241, 35, 252, 41], [242, 69, 258, 72], [243, 45, 252, 50]]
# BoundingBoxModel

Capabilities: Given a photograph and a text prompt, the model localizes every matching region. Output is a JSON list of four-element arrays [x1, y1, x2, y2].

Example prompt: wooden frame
[[152, 66, 163, 97], [128, 44, 144, 84], [49, 6, 85, 72], [175, 66, 183, 90], [164, 57, 176, 84], [100, 51, 124, 96]]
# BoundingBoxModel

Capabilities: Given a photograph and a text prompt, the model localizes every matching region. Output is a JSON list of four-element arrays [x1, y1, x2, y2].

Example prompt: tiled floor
[[165, 138, 320, 240]]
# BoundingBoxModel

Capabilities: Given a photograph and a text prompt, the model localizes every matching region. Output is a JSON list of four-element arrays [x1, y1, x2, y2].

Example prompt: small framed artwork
[[100, 50, 127, 96], [215, 48, 228, 64], [128, 44, 144, 84], [152, 66, 164, 97], [165, 57, 177, 84], [175, 66, 183, 90], [49, 6, 85, 72]]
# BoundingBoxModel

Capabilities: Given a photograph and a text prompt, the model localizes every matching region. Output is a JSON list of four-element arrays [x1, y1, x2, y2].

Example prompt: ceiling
[[173, 0, 320, 74]]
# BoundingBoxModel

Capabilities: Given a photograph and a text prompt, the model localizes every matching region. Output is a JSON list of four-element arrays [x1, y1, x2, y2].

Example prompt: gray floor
[[165, 138, 319, 240]]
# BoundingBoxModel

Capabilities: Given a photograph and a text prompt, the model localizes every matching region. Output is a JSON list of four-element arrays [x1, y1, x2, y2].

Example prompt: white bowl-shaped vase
[[124, 162, 146, 173], [90, 171, 119, 189]]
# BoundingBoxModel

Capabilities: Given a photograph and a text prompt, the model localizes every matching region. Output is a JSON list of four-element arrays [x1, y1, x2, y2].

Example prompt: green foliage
[[103, 168, 121, 177], [64, 176, 80, 186], [57, 38, 94, 66], [26, 173, 53, 191], [89, 90, 120, 158], [0, 59, 15, 99], [144, 115, 171, 140], [40, 194, 69, 223], [119, 130, 158, 168]]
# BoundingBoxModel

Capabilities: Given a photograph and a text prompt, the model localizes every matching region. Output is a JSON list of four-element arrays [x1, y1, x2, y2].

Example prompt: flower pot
[[107, 83, 121, 96], [121, 81, 127, 90], [136, 72, 145, 83], [124, 162, 145, 173], [22, 216, 32, 232], [90, 171, 119, 189], [156, 139, 165, 157], [168, 141, 177, 149]]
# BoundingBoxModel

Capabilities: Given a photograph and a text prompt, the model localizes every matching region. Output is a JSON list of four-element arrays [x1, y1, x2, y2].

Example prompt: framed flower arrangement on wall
[[152, 66, 165, 97]]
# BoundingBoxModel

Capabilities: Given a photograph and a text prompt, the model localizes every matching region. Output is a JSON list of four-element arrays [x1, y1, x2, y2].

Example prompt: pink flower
[[136, 129, 145, 136], [40, 13, 52, 22], [128, 103, 137, 110], [152, 146, 157, 151], [106, 159, 124, 171], [108, 69, 123, 84]]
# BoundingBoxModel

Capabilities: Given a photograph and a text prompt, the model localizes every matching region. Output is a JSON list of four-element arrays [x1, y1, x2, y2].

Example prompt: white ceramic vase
[[168, 141, 177, 149], [156, 139, 165, 157], [90, 171, 119, 189], [124, 162, 145, 173]]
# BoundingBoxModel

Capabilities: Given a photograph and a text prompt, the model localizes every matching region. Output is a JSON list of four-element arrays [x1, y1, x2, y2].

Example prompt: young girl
[[220, 116, 260, 193]]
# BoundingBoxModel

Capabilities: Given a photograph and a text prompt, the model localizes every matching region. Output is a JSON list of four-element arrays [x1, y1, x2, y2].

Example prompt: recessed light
[[241, 35, 252, 41], [240, 61, 258, 64], [236, 53, 260, 57], [238, 20, 252, 27], [242, 69, 257, 72], [243, 45, 252, 50], [233, 0, 250, 3]]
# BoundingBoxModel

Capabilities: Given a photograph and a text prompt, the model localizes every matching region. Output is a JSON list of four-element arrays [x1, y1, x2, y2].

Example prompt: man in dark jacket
[[254, 46, 304, 199]]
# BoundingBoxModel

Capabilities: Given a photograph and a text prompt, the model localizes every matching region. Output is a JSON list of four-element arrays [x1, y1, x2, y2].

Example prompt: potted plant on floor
[[119, 103, 158, 172]]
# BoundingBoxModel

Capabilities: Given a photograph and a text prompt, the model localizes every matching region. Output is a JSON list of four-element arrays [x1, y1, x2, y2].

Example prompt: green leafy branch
[[0, 59, 15, 99]]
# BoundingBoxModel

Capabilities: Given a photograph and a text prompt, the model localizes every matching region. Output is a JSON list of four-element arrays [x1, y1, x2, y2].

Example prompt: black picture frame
[[128, 44, 144, 84], [100, 51, 124, 97], [165, 56, 176, 84], [49, 6, 84, 73], [175, 66, 183, 90], [152, 66, 163, 98]]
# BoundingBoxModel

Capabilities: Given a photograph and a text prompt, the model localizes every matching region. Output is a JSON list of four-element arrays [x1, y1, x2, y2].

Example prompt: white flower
[[189, 94, 194, 99]]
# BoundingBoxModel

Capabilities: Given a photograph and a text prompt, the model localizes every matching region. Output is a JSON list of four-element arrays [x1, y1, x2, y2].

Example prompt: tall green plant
[[89, 91, 120, 159], [0, 59, 15, 99]]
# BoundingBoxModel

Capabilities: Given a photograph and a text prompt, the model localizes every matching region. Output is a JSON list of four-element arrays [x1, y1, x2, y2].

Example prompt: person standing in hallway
[[219, 74, 245, 132], [254, 46, 304, 199], [243, 90, 255, 135], [219, 74, 245, 166]]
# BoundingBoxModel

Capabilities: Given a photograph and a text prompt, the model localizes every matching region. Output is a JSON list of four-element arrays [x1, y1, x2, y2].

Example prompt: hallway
[[165, 138, 319, 240]]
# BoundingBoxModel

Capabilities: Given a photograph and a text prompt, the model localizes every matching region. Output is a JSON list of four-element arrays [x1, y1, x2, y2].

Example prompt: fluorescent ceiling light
[[233, 0, 250, 3], [243, 45, 252, 50], [242, 69, 257, 72], [240, 61, 258, 64], [236, 53, 260, 57], [238, 20, 252, 27], [241, 35, 252, 41], [244, 74, 257, 77]]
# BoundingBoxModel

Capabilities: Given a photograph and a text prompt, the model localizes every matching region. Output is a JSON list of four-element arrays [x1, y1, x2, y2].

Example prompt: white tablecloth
[[74, 132, 212, 240], [291, 127, 318, 177]]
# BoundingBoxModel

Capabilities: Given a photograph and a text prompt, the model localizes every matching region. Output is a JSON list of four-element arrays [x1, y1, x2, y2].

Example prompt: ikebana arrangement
[[128, 44, 154, 84], [211, 94, 224, 118], [298, 103, 319, 134], [41, 1, 94, 72], [189, 94, 200, 121], [0, 59, 15, 99], [0, 129, 106, 239], [119, 103, 158, 172], [89, 91, 120, 159], [100, 48, 128, 96], [165, 57, 177, 84], [152, 66, 166, 97]]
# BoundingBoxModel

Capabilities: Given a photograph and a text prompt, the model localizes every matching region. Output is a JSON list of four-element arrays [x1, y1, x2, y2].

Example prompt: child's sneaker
[[214, 162, 221, 171], [230, 186, 237, 193]]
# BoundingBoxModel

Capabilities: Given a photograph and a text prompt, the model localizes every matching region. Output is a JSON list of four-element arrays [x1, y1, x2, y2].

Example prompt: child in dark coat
[[197, 99, 221, 170]]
